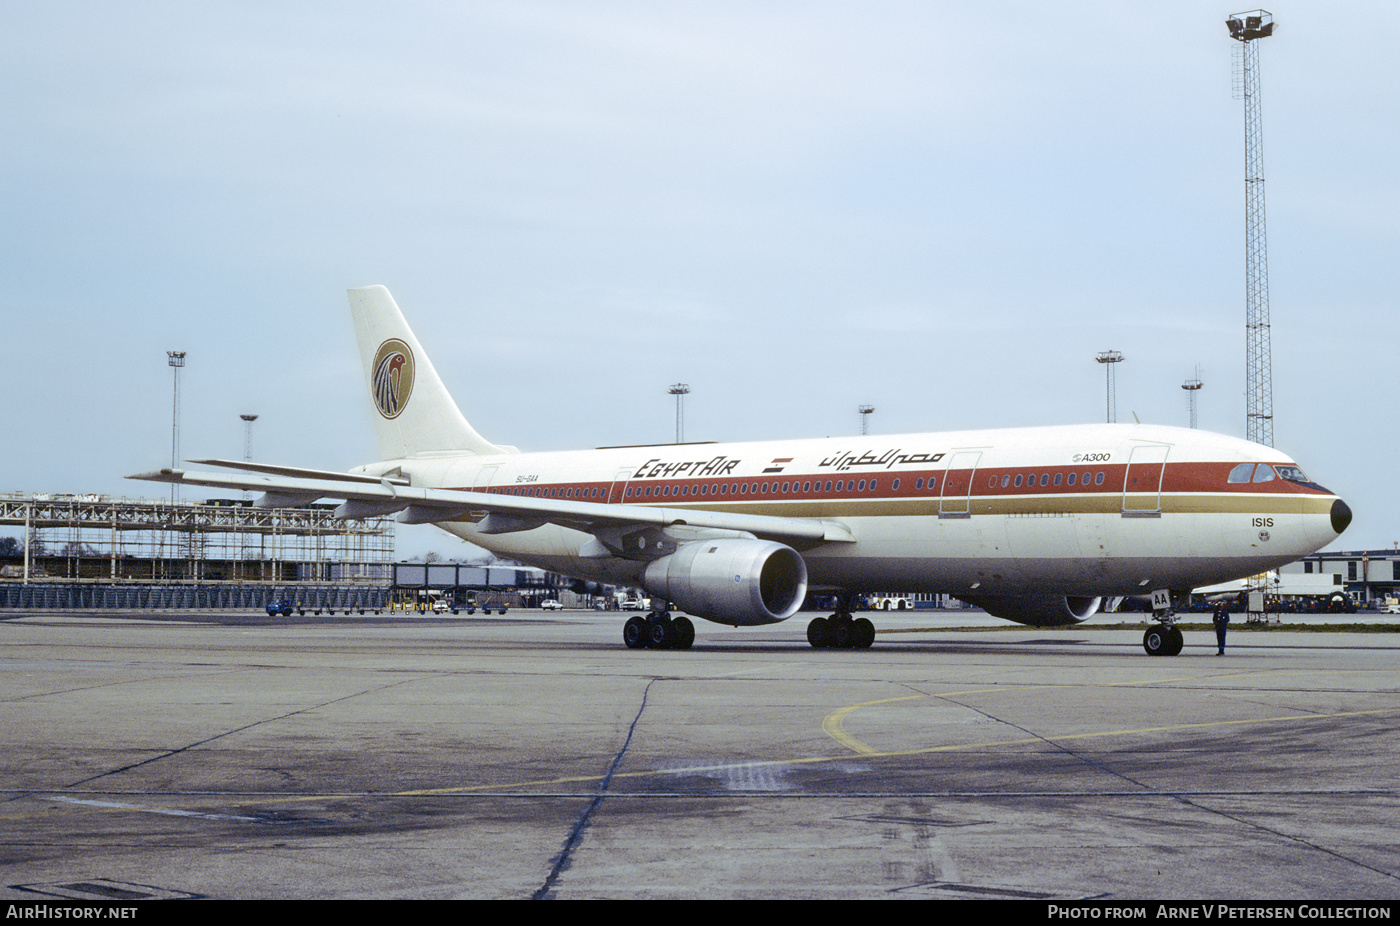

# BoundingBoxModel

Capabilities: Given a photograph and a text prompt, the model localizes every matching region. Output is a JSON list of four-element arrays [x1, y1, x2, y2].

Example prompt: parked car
[[540, 599, 563, 610]]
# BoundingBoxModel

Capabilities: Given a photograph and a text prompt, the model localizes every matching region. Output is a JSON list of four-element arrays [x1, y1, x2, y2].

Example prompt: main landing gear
[[807, 594, 876, 649], [623, 610, 695, 650]]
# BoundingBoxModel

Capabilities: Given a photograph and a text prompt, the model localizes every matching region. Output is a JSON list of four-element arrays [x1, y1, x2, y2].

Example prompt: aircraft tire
[[807, 617, 831, 648], [854, 617, 876, 649], [623, 616, 647, 649], [1143, 626, 1168, 656], [831, 619, 854, 648], [672, 616, 695, 650], [647, 615, 673, 649], [1165, 625, 1184, 656]]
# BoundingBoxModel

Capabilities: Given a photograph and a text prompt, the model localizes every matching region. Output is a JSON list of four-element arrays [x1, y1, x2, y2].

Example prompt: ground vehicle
[[540, 599, 563, 610], [869, 596, 913, 611], [620, 596, 649, 611], [266, 598, 294, 617]]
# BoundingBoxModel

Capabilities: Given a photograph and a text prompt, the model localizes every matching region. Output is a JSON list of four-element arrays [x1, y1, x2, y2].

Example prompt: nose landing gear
[[1143, 589, 1184, 656]]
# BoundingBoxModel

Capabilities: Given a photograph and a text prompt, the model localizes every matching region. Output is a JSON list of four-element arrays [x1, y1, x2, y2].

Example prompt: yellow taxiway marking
[[821, 668, 1400, 756]]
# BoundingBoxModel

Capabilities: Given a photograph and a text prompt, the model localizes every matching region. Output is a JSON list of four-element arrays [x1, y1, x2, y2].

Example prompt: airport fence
[[0, 584, 390, 611]]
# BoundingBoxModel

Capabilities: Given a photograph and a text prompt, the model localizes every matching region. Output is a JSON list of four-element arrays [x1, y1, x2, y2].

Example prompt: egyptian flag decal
[[763, 458, 792, 474]]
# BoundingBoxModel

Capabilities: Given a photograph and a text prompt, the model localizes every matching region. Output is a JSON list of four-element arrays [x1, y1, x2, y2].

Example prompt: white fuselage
[[360, 422, 1345, 599]]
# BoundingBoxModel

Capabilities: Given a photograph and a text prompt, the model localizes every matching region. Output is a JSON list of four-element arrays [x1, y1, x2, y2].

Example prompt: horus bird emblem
[[373, 349, 409, 417]]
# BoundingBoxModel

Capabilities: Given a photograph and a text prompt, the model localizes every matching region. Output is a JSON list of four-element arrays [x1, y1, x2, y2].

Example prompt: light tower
[[1095, 351, 1123, 424], [668, 383, 689, 443], [241, 414, 258, 501], [858, 404, 875, 436], [1182, 370, 1204, 429], [166, 351, 186, 504], [1228, 10, 1275, 446]]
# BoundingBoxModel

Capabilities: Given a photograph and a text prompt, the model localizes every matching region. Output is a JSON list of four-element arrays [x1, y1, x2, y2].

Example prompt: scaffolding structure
[[0, 493, 393, 586]]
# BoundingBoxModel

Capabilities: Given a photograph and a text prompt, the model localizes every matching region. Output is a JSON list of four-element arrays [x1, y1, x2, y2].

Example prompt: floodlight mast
[[668, 384, 690, 443], [858, 405, 875, 436], [1095, 351, 1124, 424], [1182, 371, 1204, 429], [1228, 10, 1275, 447]]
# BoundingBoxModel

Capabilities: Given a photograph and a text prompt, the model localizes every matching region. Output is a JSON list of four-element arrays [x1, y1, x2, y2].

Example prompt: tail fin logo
[[371, 339, 415, 419]]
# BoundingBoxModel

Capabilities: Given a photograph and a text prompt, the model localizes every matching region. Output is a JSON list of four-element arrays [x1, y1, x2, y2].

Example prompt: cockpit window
[[1252, 464, 1276, 483], [1228, 463, 1254, 483], [1275, 465, 1310, 483]]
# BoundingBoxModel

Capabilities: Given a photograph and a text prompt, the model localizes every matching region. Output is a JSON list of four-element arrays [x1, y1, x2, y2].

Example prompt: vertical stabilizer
[[348, 286, 508, 459]]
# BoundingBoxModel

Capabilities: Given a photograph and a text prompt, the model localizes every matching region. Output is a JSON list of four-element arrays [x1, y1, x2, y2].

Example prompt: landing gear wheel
[[831, 618, 854, 648], [647, 613, 674, 649], [1144, 625, 1181, 656], [623, 616, 647, 649], [853, 617, 876, 649], [807, 616, 831, 648], [671, 615, 695, 650]]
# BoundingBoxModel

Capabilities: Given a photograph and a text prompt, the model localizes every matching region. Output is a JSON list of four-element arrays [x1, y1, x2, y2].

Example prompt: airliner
[[130, 286, 1352, 656]]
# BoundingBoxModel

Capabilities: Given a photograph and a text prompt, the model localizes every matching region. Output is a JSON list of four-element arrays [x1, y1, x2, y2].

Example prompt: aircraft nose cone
[[1331, 498, 1353, 535]]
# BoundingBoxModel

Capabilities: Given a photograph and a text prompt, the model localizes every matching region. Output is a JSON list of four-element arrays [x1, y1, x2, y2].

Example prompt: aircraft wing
[[127, 466, 855, 552]]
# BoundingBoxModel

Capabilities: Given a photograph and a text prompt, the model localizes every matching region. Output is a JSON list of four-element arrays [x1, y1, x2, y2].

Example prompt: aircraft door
[[607, 468, 632, 504], [1121, 444, 1169, 516], [939, 451, 982, 518], [472, 465, 499, 490]]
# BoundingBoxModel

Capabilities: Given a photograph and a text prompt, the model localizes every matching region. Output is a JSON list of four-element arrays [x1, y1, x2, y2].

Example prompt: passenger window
[[1095, 472, 1104, 485], [1067, 473, 1076, 486], [1228, 463, 1255, 483], [892, 479, 900, 490], [915, 478, 923, 490], [1253, 465, 1276, 483], [1040, 474, 1050, 486], [1053, 473, 1063, 486], [1000, 475, 1010, 488]]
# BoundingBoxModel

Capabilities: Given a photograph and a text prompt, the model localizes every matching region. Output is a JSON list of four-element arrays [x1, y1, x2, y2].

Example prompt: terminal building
[[1281, 550, 1400, 606]]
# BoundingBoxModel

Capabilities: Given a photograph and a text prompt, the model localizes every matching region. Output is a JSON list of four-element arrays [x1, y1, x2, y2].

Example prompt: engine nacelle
[[956, 594, 1102, 627], [642, 539, 807, 626]]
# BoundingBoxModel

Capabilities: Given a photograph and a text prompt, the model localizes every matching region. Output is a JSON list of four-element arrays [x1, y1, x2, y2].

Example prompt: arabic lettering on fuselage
[[818, 449, 946, 472]]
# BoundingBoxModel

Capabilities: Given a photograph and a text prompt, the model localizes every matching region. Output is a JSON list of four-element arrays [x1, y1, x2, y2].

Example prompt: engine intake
[[956, 594, 1102, 627], [642, 539, 807, 626]]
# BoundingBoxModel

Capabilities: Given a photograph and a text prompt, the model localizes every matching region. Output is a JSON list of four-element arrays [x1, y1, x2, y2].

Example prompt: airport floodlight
[[1227, 11, 1274, 42], [1095, 351, 1124, 424], [1182, 372, 1204, 429], [668, 383, 690, 443], [241, 414, 259, 501], [858, 405, 875, 436], [1228, 10, 1276, 447], [167, 351, 186, 505]]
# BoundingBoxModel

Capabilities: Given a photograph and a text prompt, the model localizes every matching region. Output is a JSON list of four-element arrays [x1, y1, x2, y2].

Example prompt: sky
[[2, 1, 1396, 561]]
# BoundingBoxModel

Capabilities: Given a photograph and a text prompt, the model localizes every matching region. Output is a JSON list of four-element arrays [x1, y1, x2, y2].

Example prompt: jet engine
[[642, 539, 807, 626], [956, 594, 1102, 627]]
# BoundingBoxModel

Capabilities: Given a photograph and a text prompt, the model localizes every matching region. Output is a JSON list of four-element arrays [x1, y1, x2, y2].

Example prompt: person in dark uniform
[[1213, 605, 1230, 655]]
